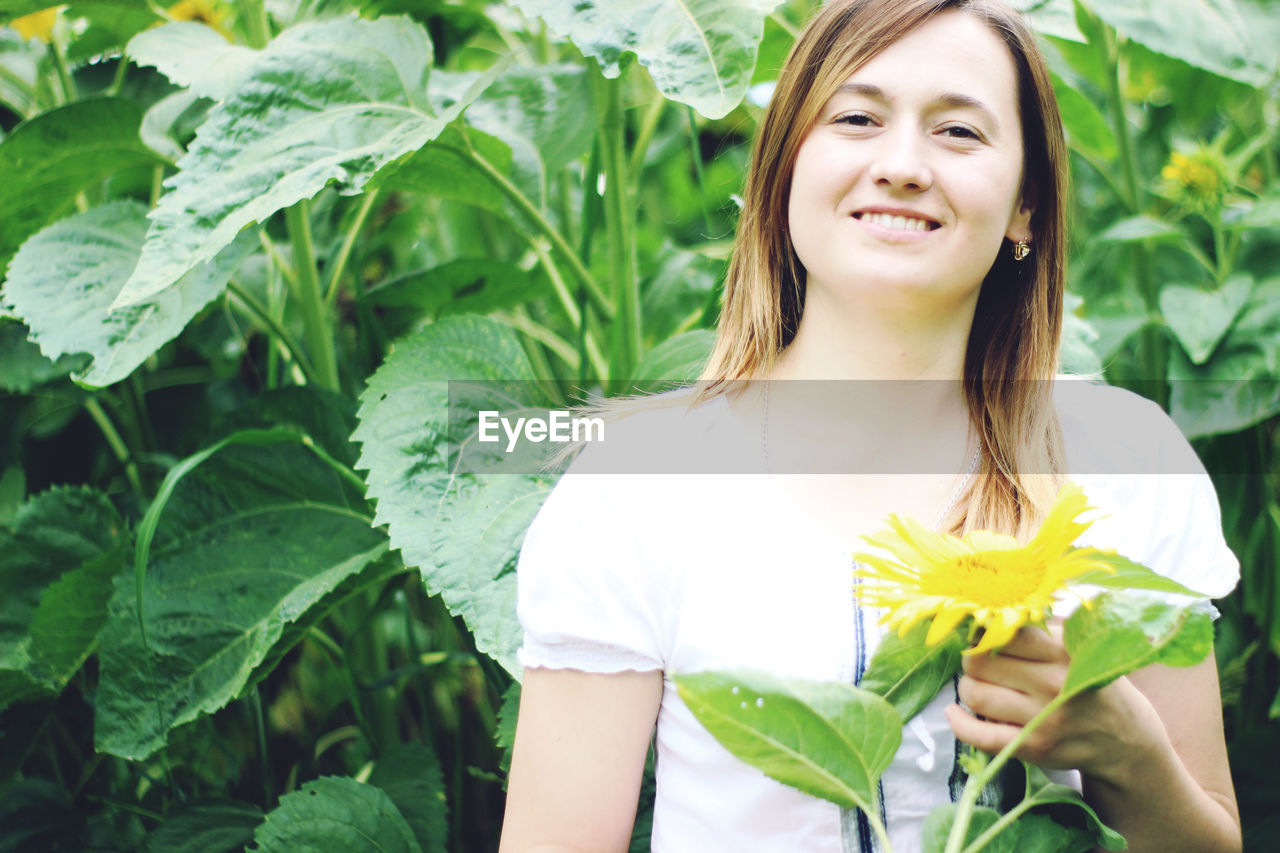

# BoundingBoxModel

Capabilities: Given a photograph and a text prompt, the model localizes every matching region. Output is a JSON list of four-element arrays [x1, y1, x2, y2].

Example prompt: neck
[[771, 283, 978, 383]]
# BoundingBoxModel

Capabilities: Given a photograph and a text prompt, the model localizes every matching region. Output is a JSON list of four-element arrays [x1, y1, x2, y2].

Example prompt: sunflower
[[11, 7, 60, 43], [852, 483, 1115, 655]]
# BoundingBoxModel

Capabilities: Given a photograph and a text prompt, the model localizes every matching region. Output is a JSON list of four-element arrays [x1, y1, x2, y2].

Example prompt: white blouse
[[516, 382, 1239, 853]]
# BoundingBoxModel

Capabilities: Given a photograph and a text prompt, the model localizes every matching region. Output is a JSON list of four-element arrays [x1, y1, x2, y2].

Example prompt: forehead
[[828, 10, 1020, 116]]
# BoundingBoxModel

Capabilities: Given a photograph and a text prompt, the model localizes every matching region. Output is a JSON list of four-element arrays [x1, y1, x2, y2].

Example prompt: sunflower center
[[921, 551, 1045, 607]]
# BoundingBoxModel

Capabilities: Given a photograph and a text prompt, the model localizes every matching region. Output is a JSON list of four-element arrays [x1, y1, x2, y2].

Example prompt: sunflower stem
[[943, 691, 1073, 853]]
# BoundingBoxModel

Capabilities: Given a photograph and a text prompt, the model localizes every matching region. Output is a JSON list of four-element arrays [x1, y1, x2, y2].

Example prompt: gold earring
[[1013, 240, 1031, 261]]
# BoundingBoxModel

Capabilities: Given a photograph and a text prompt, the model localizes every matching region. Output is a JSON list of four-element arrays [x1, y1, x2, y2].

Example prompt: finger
[[984, 625, 1067, 663], [945, 703, 1021, 756], [962, 653, 1067, 701], [957, 674, 1042, 726]]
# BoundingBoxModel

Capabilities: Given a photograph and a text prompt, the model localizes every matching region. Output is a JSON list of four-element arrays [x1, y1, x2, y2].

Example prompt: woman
[[500, 1, 1241, 850]]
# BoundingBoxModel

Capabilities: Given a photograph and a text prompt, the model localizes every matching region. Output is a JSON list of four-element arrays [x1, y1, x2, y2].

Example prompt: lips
[[853, 210, 941, 232]]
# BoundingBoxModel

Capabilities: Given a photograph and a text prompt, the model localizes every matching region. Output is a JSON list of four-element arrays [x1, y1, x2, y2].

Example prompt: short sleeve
[[516, 466, 667, 674], [1062, 384, 1240, 612]]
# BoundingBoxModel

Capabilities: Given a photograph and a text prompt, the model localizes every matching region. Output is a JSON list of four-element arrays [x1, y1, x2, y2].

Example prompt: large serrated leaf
[[94, 442, 388, 760], [674, 669, 901, 813], [2, 200, 254, 388], [251, 776, 421, 853], [128, 21, 259, 100], [353, 316, 555, 675], [112, 16, 495, 310], [369, 742, 448, 853], [1062, 593, 1212, 696], [1168, 277, 1280, 438], [449, 64, 597, 208], [0, 486, 126, 707], [1159, 274, 1252, 366], [1082, 0, 1272, 86], [0, 97, 161, 273], [509, 0, 781, 119]]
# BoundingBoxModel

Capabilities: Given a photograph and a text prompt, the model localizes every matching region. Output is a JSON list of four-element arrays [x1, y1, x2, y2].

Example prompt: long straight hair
[[701, 0, 1069, 538]]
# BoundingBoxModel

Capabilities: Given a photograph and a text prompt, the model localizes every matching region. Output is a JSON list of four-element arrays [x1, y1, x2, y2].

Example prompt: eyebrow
[[834, 82, 1000, 131]]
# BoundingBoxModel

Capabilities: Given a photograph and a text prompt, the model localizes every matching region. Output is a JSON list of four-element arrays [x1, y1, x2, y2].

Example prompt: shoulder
[[1053, 379, 1202, 476]]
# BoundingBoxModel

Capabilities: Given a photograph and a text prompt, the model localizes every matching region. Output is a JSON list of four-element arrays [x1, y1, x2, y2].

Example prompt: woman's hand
[[943, 623, 1163, 781]]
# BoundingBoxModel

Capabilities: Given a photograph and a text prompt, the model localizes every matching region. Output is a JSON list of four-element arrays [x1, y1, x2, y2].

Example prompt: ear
[[1006, 181, 1037, 244]]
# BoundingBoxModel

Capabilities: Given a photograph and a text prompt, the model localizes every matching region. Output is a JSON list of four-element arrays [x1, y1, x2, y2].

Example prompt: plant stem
[[441, 139, 614, 320], [961, 790, 1037, 853], [601, 72, 641, 389], [237, 0, 272, 48], [249, 685, 273, 807], [107, 52, 129, 97], [49, 34, 77, 103], [324, 189, 379, 304], [84, 398, 145, 502], [626, 96, 666, 186], [284, 201, 340, 390], [1095, 18, 1166, 400], [943, 693, 1072, 853], [226, 279, 319, 385]]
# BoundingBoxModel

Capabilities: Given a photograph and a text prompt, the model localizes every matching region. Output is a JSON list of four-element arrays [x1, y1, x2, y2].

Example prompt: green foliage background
[[0, 0, 1277, 849]]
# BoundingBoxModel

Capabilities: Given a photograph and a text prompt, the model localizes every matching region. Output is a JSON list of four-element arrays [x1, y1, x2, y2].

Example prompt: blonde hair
[[700, 0, 1069, 539]]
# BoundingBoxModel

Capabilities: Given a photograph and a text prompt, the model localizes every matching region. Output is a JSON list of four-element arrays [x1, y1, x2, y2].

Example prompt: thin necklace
[[761, 378, 980, 530]]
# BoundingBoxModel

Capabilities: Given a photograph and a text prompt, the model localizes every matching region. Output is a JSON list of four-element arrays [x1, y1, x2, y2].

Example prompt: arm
[[946, 626, 1241, 853], [500, 667, 664, 853]]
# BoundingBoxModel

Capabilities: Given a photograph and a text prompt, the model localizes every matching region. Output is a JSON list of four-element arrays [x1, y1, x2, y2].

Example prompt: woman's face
[[787, 10, 1034, 313]]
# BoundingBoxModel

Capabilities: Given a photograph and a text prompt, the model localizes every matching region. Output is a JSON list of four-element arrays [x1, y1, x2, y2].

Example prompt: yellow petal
[[925, 605, 970, 646]]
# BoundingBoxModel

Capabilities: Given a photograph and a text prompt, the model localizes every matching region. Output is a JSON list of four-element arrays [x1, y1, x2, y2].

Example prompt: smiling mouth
[[853, 212, 940, 232]]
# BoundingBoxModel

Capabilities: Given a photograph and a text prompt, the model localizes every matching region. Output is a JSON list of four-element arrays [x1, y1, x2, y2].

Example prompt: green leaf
[[631, 330, 714, 392], [1222, 196, 1280, 231], [1082, 0, 1272, 86], [1060, 291, 1103, 377], [451, 64, 598, 208], [0, 97, 161, 273], [366, 259, 550, 318], [251, 776, 422, 853], [354, 318, 553, 675], [1070, 549, 1207, 597], [494, 682, 520, 774], [0, 778, 84, 852], [112, 16, 496, 310], [2, 200, 254, 388], [128, 21, 259, 100], [922, 803, 1096, 853], [0, 486, 126, 707], [145, 799, 264, 853], [673, 669, 901, 813], [1020, 762, 1126, 851], [922, 804, 1005, 853], [94, 440, 387, 760], [378, 123, 513, 213], [369, 742, 448, 853], [64, 0, 163, 61], [1062, 593, 1213, 696], [1049, 69, 1115, 162], [1159, 274, 1253, 365], [859, 621, 963, 723], [508, 0, 782, 119], [0, 320, 86, 392], [1168, 277, 1280, 438], [0, 1, 67, 20], [1093, 214, 1186, 244]]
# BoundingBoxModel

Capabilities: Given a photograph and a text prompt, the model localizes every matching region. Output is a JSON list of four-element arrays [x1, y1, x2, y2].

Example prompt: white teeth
[[861, 212, 932, 231]]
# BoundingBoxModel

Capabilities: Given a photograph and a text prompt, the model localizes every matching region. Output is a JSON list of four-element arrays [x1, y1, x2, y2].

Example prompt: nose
[[868, 126, 933, 192]]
